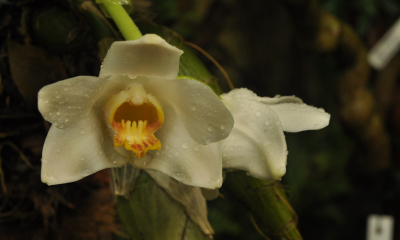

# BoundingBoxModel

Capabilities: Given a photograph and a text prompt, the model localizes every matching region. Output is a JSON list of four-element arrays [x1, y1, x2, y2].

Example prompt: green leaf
[[116, 171, 212, 240]]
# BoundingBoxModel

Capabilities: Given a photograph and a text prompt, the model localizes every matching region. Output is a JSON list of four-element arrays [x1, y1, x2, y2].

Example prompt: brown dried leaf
[[7, 40, 67, 110]]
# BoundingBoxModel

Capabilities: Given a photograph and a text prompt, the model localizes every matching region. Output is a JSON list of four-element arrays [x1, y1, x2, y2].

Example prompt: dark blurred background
[[0, 0, 400, 239]]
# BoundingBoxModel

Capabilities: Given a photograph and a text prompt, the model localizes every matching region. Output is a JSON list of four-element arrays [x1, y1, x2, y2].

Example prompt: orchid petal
[[221, 89, 288, 180], [41, 110, 126, 185], [107, 76, 234, 145], [99, 34, 183, 80], [38, 76, 108, 129], [132, 104, 223, 189], [268, 103, 331, 132]]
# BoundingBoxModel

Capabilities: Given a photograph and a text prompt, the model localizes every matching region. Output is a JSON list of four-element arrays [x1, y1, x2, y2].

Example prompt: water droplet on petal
[[207, 125, 213, 132], [56, 148, 60, 153], [82, 169, 90, 176], [256, 111, 262, 117], [80, 129, 85, 134], [59, 123, 64, 129], [181, 142, 189, 149], [220, 124, 226, 130], [191, 104, 196, 110], [265, 121, 270, 125], [205, 137, 211, 144]]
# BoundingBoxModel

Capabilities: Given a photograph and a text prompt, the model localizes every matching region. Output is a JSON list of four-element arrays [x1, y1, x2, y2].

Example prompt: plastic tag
[[366, 215, 394, 240], [368, 18, 400, 70]]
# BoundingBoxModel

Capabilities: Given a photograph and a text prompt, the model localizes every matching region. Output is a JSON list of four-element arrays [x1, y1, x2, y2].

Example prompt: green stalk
[[101, 0, 142, 40], [224, 171, 303, 240]]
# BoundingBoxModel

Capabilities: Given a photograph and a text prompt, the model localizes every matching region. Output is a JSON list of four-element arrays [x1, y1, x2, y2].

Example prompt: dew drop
[[181, 142, 189, 149], [220, 124, 226, 130], [256, 111, 262, 117], [207, 125, 213, 132], [112, 160, 117, 164], [80, 157, 85, 160], [56, 148, 60, 153], [249, 104, 255, 109], [265, 121, 270, 125], [82, 169, 90, 176], [314, 123, 321, 128], [59, 123, 64, 129], [205, 137, 211, 144], [80, 129, 85, 134], [191, 104, 196, 110]]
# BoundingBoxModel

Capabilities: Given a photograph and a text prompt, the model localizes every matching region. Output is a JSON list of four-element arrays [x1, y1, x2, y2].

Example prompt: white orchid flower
[[220, 88, 330, 180], [38, 34, 234, 189]]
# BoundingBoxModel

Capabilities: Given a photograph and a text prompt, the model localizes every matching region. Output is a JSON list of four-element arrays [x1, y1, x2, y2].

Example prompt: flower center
[[104, 83, 164, 159]]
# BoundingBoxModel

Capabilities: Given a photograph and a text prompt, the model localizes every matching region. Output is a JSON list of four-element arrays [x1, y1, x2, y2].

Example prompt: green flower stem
[[224, 171, 303, 240], [101, 1, 142, 40]]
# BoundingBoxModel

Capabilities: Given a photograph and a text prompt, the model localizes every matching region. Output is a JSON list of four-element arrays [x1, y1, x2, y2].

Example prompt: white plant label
[[366, 215, 394, 240], [368, 17, 400, 70]]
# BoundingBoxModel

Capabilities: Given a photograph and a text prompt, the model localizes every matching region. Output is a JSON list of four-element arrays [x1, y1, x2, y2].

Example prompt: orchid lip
[[104, 82, 164, 159]]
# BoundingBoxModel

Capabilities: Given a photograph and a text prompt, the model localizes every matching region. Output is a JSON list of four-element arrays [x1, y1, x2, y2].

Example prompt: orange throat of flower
[[104, 83, 164, 159]]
